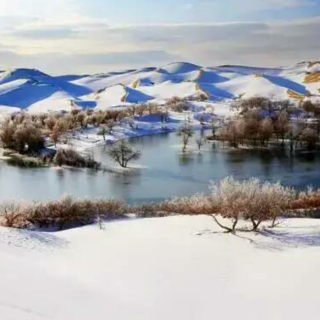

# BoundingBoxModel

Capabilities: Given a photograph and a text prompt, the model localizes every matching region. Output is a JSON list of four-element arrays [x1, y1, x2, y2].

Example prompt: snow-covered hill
[[1, 216, 320, 320], [0, 61, 319, 114]]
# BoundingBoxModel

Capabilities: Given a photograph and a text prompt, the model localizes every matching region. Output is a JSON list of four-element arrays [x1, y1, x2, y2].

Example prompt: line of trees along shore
[[215, 98, 320, 151]]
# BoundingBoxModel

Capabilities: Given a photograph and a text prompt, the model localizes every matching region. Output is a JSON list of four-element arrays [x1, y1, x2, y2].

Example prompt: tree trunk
[[211, 215, 234, 233]]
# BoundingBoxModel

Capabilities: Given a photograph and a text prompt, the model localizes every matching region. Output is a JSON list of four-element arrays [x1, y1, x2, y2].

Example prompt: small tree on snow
[[50, 129, 61, 147], [196, 137, 204, 153], [107, 139, 141, 168], [209, 177, 294, 233], [106, 120, 116, 134], [98, 125, 108, 141], [177, 123, 194, 152], [209, 177, 247, 233]]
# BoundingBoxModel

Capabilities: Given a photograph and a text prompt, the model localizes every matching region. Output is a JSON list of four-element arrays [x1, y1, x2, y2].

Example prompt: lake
[[1, 130, 320, 203]]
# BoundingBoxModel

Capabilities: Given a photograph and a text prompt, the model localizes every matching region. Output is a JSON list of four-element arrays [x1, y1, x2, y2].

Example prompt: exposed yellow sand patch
[[287, 89, 305, 101], [195, 70, 203, 82], [304, 72, 320, 84], [121, 92, 128, 103], [308, 61, 320, 68], [253, 73, 263, 78], [195, 82, 210, 98], [131, 79, 140, 89]]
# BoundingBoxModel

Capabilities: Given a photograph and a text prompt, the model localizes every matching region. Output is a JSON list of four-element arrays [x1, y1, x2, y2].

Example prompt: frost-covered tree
[[107, 139, 141, 168], [210, 177, 247, 233], [210, 177, 294, 233]]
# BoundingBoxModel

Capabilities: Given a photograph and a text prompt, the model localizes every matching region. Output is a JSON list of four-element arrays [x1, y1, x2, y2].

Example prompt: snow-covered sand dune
[[1, 216, 320, 320], [0, 61, 319, 114]]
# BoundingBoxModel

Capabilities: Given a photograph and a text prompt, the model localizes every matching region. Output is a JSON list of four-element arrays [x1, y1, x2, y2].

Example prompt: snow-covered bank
[[1, 216, 320, 320], [57, 110, 213, 153]]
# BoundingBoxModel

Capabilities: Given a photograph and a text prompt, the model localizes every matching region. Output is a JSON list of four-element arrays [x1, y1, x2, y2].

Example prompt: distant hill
[[0, 61, 319, 114]]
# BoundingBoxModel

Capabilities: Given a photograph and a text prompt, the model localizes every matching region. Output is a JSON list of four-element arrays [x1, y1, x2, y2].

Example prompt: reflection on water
[[1, 130, 320, 203]]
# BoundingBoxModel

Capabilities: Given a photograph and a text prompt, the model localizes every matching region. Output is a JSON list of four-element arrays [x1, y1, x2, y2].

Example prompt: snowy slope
[[72, 68, 156, 92], [27, 92, 75, 113], [1, 216, 320, 320], [0, 61, 319, 114], [139, 81, 201, 100]]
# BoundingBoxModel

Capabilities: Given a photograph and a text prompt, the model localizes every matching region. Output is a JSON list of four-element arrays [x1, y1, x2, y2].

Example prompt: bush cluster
[[53, 149, 100, 169], [0, 196, 127, 230], [3, 181, 320, 232], [0, 117, 44, 154]]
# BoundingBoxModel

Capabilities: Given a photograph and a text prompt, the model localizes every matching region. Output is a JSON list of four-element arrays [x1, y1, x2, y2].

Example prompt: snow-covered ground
[[55, 111, 214, 152], [1, 215, 320, 320]]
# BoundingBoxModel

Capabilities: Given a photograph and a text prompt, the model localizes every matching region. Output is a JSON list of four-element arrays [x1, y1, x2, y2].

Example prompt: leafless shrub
[[0, 201, 30, 228], [136, 104, 147, 117], [292, 188, 320, 210], [53, 149, 100, 169], [166, 97, 189, 112], [160, 194, 218, 215], [146, 102, 159, 114], [28, 196, 126, 230], [45, 116, 57, 131], [133, 194, 218, 218]]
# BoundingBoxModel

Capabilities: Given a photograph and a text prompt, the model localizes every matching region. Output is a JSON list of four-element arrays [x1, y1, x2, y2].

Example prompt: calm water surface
[[1, 131, 320, 202]]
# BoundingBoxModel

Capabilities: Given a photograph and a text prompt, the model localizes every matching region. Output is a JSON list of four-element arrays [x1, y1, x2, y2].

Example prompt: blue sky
[[83, 0, 320, 23], [0, 0, 319, 73]]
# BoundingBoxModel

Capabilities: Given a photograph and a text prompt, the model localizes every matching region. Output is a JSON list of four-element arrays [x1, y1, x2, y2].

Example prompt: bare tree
[[98, 125, 108, 141], [106, 120, 117, 134], [259, 118, 274, 147], [218, 120, 245, 148], [196, 137, 204, 153], [177, 123, 194, 152], [275, 111, 289, 145], [50, 129, 61, 147], [301, 128, 318, 150], [107, 139, 141, 168], [0, 201, 29, 228]]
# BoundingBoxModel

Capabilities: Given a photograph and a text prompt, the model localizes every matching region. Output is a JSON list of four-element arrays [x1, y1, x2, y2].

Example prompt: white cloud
[[0, 0, 80, 19], [194, 0, 315, 12], [0, 1, 318, 73]]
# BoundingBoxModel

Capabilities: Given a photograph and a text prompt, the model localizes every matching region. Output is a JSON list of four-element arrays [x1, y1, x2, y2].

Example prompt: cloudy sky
[[0, 0, 320, 74]]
